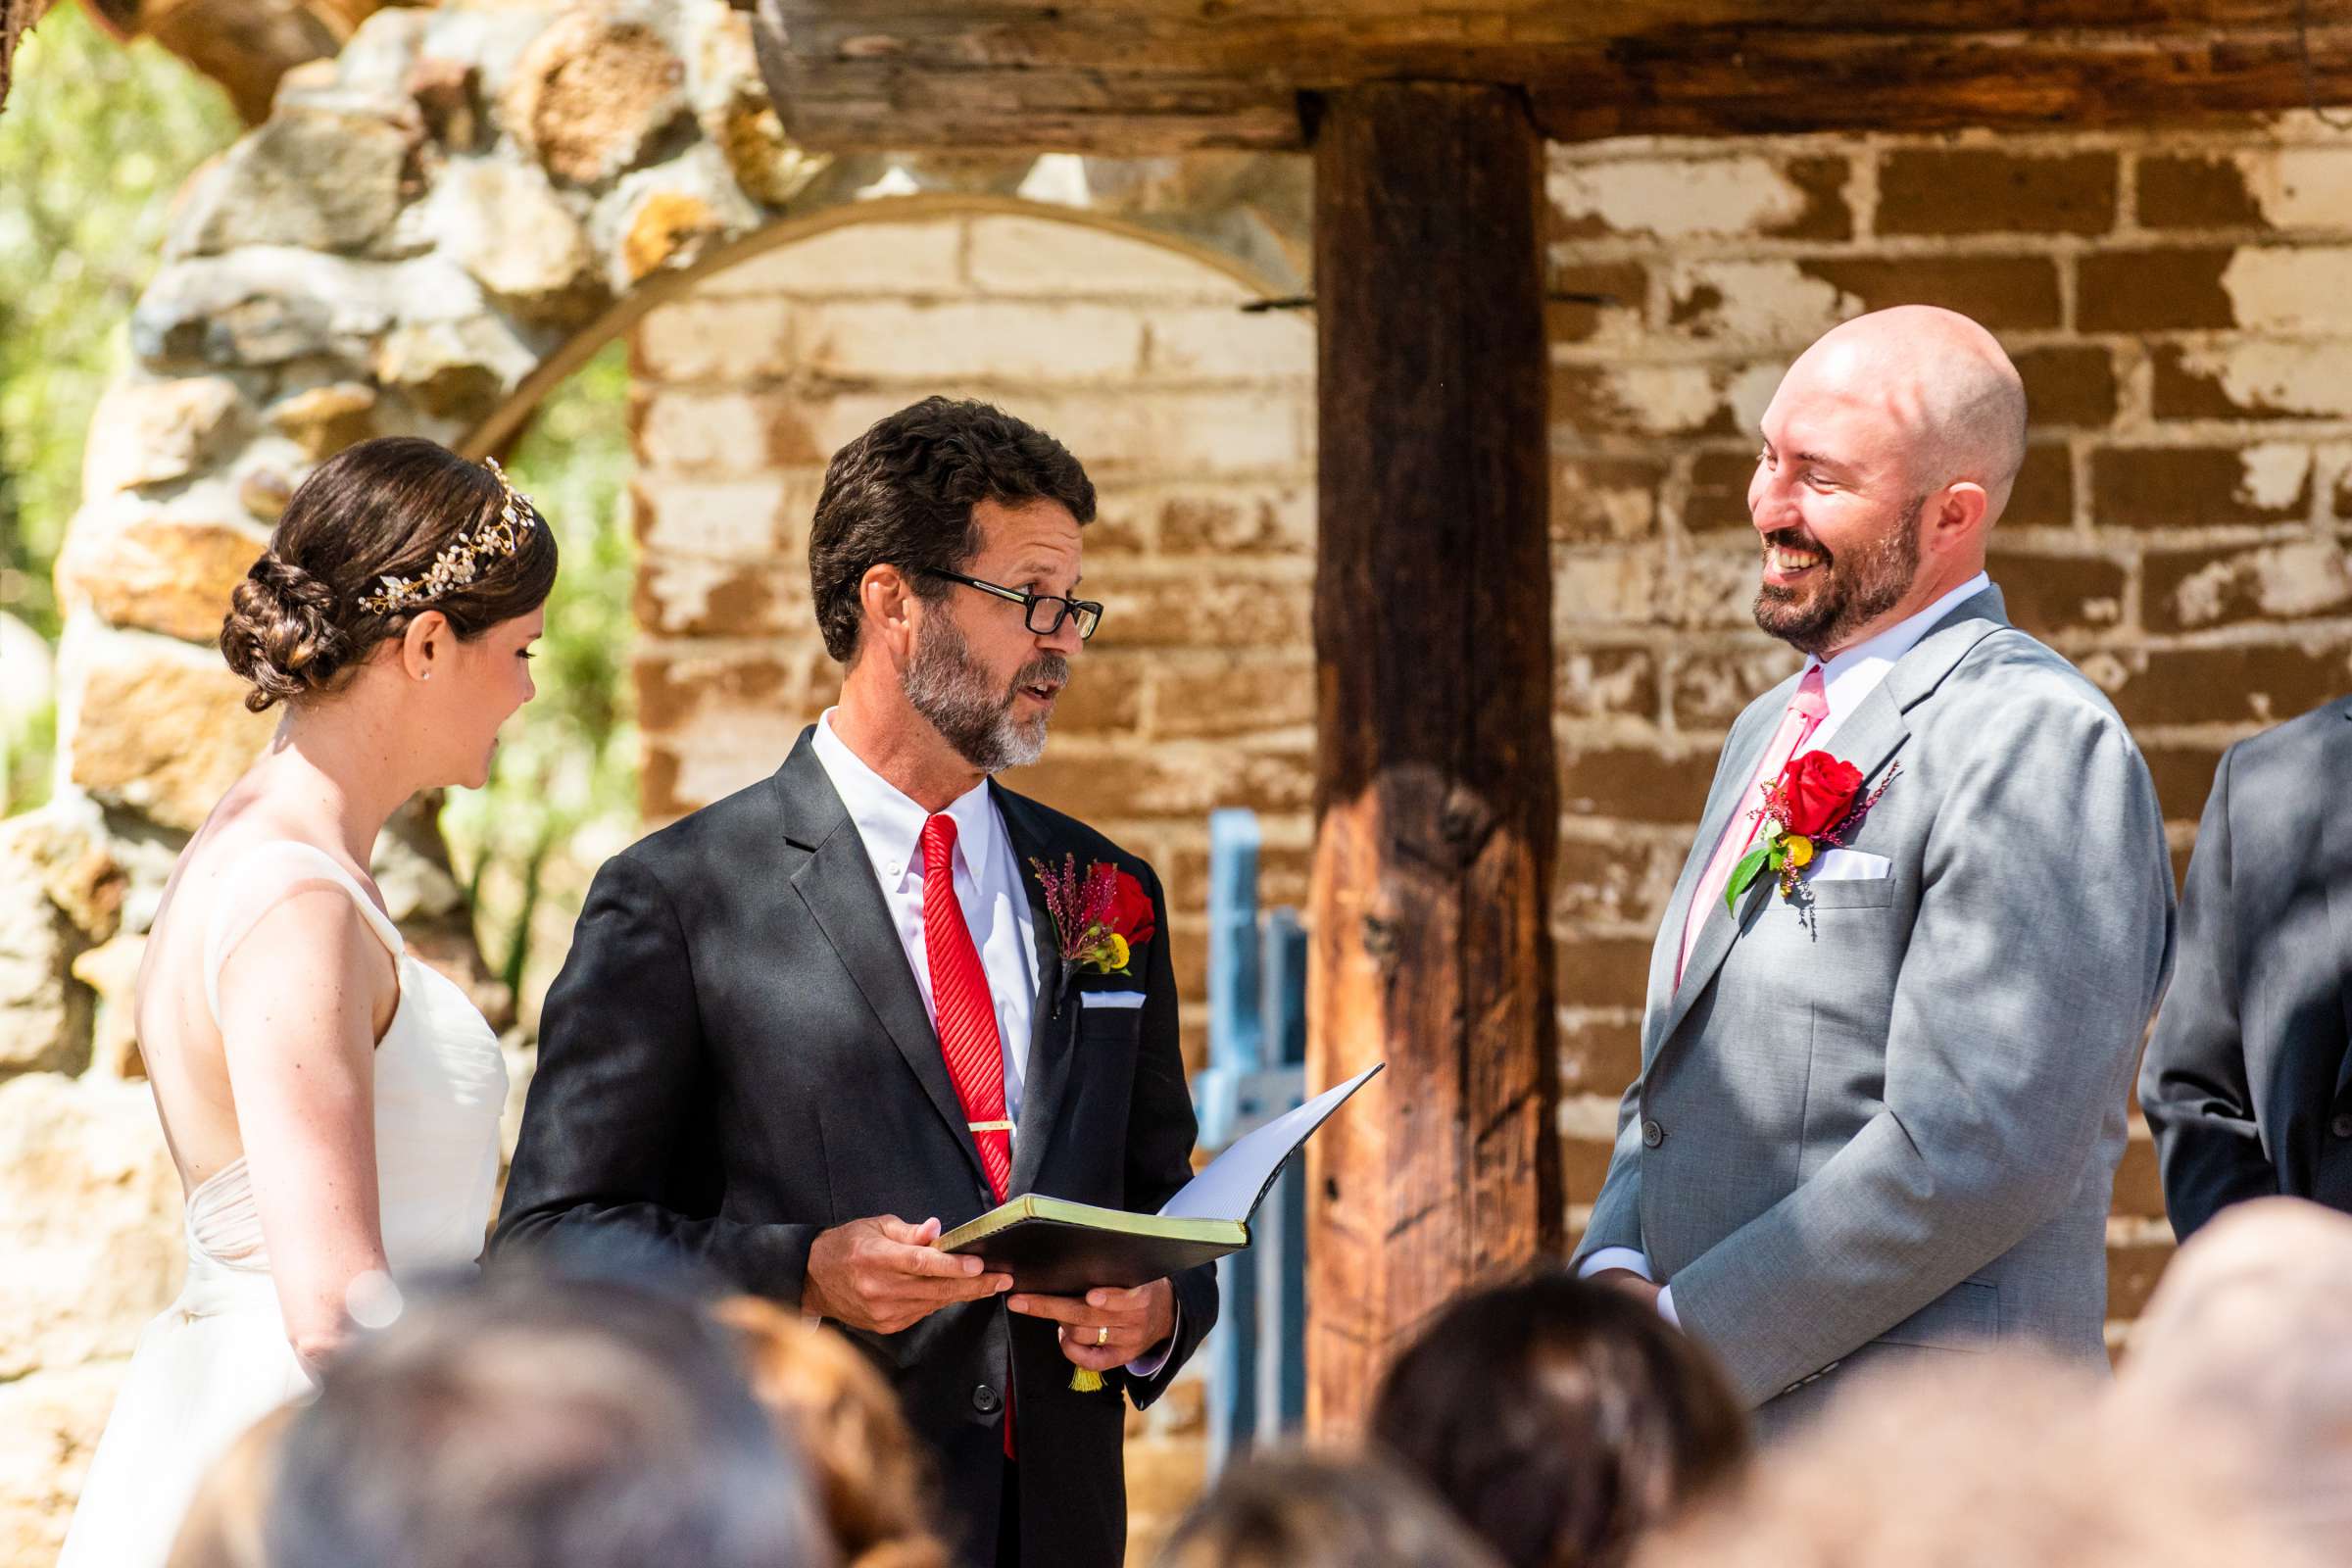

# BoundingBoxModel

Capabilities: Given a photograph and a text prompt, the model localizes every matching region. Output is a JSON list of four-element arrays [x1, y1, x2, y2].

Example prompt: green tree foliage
[[0, 5, 238, 640]]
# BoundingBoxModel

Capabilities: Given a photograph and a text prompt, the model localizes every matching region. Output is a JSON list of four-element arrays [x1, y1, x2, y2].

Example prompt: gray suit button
[[972, 1384, 1001, 1414], [1642, 1119, 1665, 1149], [2333, 1114, 2352, 1140]]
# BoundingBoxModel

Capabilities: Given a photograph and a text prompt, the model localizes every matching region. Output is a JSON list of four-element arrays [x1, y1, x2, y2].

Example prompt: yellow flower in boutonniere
[[1782, 835, 1814, 870]]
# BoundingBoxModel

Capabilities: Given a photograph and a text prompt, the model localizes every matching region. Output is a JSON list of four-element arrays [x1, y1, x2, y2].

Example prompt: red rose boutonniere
[[1724, 753, 1900, 912], [1032, 854, 1154, 978]]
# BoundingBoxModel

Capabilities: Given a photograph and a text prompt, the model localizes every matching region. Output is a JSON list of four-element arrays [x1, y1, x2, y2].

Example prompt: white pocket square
[[1811, 849, 1892, 882], [1079, 990, 1147, 1009]]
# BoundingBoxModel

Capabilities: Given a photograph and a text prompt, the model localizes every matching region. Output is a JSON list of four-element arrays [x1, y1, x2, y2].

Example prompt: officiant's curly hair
[[220, 436, 559, 712], [809, 397, 1096, 663]]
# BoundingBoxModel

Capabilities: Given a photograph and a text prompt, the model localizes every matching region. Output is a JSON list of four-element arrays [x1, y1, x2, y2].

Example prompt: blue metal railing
[[1193, 808, 1309, 1472]]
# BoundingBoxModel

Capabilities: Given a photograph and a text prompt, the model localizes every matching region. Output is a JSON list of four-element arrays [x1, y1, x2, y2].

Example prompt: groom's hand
[[803, 1215, 1012, 1334], [1589, 1267, 1664, 1310]]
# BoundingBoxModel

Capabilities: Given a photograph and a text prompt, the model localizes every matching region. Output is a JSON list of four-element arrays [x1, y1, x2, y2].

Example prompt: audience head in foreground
[[714, 1296, 951, 1568], [265, 1271, 834, 1568], [1156, 1450, 1504, 1568], [1635, 1349, 2312, 1568], [2114, 1196, 2352, 1553], [1371, 1273, 1748, 1568]]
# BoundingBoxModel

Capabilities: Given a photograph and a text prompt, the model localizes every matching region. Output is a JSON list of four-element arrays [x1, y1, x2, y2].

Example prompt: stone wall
[[1544, 118, 2352, 1337]]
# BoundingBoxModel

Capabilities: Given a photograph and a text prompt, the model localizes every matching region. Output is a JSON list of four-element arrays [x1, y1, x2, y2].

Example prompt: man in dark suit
[[496, 397, 1216, 1567], [2140, 694, 2352, 1239]]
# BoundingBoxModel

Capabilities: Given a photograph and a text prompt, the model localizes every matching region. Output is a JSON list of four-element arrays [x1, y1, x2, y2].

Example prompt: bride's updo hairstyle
[[220, 436, 559, 713]]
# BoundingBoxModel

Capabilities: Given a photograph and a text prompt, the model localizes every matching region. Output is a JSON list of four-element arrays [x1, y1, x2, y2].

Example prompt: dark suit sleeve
[[493, 852, 822, 1302], [2139, 744, 2278, 1239], [1122, 860, 1218, 1408]]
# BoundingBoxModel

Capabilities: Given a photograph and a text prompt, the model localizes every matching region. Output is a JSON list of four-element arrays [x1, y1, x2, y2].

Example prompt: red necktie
[[921, 813, 1013, 1201], [920, 813, 1017, 1460]]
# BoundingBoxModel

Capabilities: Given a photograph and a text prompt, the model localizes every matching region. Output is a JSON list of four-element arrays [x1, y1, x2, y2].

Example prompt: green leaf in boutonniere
[[1724, 844, 1773, 912]]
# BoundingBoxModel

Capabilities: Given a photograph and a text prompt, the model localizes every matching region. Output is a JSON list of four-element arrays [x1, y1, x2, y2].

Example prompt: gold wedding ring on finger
[[1096, 1325, 1109, 1347]]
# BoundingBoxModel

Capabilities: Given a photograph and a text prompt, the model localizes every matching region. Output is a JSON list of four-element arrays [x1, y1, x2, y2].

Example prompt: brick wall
[[627, 204, 1313, 1560], [1545, 117, 2352, 1339]]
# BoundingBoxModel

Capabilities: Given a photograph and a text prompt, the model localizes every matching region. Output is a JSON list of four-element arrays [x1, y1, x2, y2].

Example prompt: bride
[[59, 436, 559, 1567]]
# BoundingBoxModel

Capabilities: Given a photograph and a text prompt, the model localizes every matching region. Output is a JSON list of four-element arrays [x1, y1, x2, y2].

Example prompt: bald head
[[1746, 306, 2027, 656], [1787, 306, 2029, 521]]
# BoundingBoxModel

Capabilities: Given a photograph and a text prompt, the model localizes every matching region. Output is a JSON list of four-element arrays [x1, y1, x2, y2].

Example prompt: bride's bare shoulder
[[151, 787, 364, 941]]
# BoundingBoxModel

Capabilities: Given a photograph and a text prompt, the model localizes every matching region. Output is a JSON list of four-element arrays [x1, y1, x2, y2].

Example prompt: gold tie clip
[[967, 1119, 1014, 1134]]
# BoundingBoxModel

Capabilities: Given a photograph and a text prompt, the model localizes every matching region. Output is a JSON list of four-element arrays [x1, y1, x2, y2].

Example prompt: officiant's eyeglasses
[[920, 568, 1104, 642]]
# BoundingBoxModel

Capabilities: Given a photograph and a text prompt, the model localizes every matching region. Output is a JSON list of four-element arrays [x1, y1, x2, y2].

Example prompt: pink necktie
[[1678, 664, 1830, 985]]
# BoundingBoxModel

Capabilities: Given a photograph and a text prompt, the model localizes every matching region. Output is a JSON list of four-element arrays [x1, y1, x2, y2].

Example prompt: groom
[[1574, 307, 2175, 1426], [497, 397, 1216, 1566]]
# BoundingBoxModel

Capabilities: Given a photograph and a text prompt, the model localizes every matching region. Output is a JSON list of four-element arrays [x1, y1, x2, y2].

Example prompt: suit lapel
[[2325, 705, 2352, 1099], [1644, 691, 1790, 1059], [1650, 586, 2012, 1057], [994, 784, 1077, 1199], [776, 736, 989, 1191]]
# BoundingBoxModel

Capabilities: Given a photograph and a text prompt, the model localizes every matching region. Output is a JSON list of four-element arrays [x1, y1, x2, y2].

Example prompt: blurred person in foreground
[[62, 437, 556, 1568], [2138, 692, 2352, 1237], [716, 1295, 954, 1568], [1155, 1451, 1503, 1568], [264, 1270, 833, 1568], [1635, 1350, 2312, 1568], [2113, 1197, 2352, 1555], [1370, 1274, 1747, 1568], [1574, 306, 2175, 1431]]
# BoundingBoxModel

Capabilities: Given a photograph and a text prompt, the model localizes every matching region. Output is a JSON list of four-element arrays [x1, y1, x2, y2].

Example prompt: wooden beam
[[1305, 81, 1561, 1438], [1531, 24, 2352, 140], [754, 0, 2352, 151]]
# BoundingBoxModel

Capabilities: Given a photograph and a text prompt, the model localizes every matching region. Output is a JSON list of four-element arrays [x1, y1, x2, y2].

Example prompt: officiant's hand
[[803, 1215, 1012, 1334], [1007, 1278, 1176, 1370]]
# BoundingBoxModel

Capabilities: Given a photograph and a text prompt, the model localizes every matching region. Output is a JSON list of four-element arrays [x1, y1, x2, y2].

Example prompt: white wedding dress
[[58, 841, 508, 1568]]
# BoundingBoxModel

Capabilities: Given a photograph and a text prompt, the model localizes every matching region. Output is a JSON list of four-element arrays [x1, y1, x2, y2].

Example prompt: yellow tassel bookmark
[[1069, 1367, 1105, 1393]]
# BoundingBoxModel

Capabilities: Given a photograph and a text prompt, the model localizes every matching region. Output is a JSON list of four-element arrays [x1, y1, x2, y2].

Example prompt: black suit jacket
[[494, 731, 1217, 1566], [2140, 695, 2352, 1239]]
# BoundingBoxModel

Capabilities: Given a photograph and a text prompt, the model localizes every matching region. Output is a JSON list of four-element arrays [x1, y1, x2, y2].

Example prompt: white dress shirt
[[812, 710, 1040, 1124], [1580, 571, 1993, 1327], [811, 711, 1178, 1370]]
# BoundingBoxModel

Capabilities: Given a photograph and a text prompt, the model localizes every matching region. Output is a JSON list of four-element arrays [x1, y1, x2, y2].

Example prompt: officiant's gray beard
[[902, 613, 1066, 774], [1753, 495, 1925, 658]]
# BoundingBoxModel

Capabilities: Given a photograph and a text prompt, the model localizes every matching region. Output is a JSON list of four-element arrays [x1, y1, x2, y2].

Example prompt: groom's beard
[[1752, 496, 1924, 658], [902, 613, 1068, 774]]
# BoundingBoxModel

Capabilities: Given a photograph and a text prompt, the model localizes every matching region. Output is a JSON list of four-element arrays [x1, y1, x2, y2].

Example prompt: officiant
[[494, 397, 1218, 1568]]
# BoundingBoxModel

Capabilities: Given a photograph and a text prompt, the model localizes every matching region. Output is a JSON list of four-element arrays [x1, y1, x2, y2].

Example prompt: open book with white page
[[936, 1062, 1385, 1294]]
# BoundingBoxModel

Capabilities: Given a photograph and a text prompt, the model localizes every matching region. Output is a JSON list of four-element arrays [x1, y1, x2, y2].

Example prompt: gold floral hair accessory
[[357, 457, 541, 616]]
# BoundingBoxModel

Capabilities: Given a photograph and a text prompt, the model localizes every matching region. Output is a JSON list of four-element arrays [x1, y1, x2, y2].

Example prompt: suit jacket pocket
[[1805, 871, 1898, 910], [1877, 1279, 1998, 1351]]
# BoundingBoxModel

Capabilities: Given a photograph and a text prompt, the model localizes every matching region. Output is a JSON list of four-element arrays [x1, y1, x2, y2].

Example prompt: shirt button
[[2331, 1114, 2352, 1140], [972, 1383, 1001, 1414], [888, 863, 904, 878], [1642, 1119, 1665, 1149]]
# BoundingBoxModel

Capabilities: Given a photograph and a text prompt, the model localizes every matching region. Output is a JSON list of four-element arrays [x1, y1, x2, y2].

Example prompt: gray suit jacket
[[2139, 696, 2352, 1239], [1575, 587, 2176, 1409]]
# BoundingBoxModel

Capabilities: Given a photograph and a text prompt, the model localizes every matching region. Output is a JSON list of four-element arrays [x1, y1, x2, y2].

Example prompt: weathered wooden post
[[1304, 82, 1562, 1435]]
